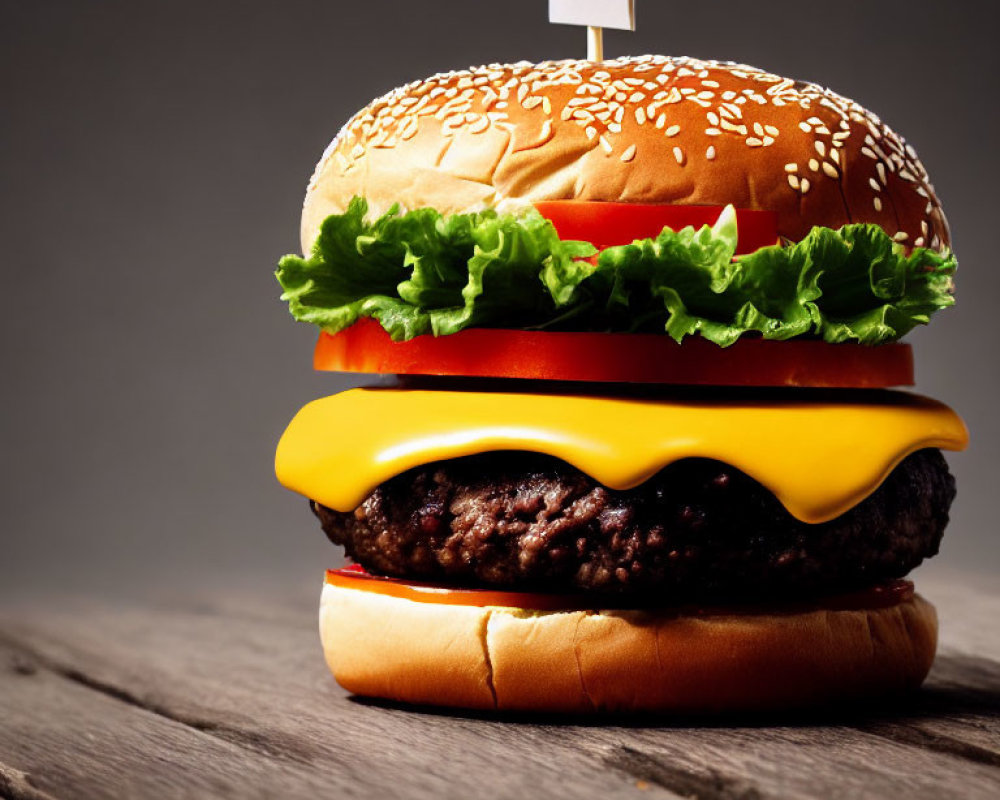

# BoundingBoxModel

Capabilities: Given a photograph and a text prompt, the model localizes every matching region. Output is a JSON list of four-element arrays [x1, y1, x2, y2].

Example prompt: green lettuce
[[276, 198, 955, 346]]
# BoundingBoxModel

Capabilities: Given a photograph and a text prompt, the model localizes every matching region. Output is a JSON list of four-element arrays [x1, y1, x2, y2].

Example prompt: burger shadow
[[349, 653, 1000, 737]]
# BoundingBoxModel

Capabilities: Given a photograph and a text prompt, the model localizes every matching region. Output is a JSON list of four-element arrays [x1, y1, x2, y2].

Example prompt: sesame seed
[[708, 111, 720, 126], [801, 178, 811, 193], [784, 163, 797, 173], [799, 122, 812, 133], [809, 159, 819, 172], [746, 137, 763, 147], [706, 128, 721, 136], [753, 122, 765, 136], [621, 144, 637, 162], [822, 162, 839, 179], [400, 119, 419, 139], [666, 124, 681, 137], [585, 125, 597, 139], [893, 232, 909, 242], [673, 146, 686, 165], [599, 135, 613, 154], [764, 124, 779, 137], [608, 123, 622, 133], [656, 114, 667, 129], [522, 96, 542, 110], [830, 148, 840, 165], [914, 237, 926, 248], [788, 174, 801, 190], [869, 178, 881, 192], [815, 141, 826, 157], [635, 108, 646, 125], [874, 197, 883, 212], [706, 145, 716, 160]]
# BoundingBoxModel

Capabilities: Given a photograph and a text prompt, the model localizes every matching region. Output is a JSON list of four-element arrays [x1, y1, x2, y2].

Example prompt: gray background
[[2, 0, 997, 602]]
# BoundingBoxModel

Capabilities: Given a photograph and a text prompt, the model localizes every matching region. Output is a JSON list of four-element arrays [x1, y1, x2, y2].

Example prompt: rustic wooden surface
[[1, 571, 998, 800]]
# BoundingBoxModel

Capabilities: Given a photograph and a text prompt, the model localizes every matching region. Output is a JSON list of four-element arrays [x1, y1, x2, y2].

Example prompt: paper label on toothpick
[[549, 0, 635, 31]]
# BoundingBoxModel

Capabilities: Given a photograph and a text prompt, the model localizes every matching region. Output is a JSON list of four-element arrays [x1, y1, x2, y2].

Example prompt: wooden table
[[2, 571, 998, 800]]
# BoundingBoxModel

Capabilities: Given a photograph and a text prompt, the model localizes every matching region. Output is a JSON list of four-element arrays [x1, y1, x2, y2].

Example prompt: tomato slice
[[533, 201, 778, 255], [314, 319, 914, 388], [326, 565, 914, 613]]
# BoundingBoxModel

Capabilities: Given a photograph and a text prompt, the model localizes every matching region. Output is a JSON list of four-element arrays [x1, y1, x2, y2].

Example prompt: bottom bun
[[318, 582, 937, 713]]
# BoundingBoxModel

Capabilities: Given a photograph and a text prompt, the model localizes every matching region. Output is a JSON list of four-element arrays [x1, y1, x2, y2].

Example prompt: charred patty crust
[[312, 449, 955, 601]]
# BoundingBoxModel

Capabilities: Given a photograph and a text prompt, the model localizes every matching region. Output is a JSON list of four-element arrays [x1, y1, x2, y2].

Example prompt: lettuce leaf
[[276, 198, 955, 346]]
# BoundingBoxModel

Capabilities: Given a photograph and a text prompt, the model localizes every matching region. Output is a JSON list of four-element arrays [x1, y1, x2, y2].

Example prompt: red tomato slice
[[326, 565, 914, 613], [314, 318, 914, 388], [533, 201, 778, 255]]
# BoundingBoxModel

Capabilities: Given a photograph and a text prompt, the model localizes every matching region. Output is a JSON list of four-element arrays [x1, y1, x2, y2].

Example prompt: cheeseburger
[[275, 56, 968, 713]]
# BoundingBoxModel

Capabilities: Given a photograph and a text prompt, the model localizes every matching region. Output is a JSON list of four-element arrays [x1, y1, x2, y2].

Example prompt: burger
[[274, 56, 968, 713]]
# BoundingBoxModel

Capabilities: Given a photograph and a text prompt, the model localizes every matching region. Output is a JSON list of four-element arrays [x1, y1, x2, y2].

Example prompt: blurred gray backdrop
[[2, 0, 997, 601]]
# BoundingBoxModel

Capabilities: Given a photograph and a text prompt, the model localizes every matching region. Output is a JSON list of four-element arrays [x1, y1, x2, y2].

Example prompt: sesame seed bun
[[301, 56, 948, 255], [319, 581, 938, 714]]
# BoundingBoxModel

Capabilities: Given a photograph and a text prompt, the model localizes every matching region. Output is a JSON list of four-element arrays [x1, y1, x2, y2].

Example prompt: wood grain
[[0, 573, 997, 800]]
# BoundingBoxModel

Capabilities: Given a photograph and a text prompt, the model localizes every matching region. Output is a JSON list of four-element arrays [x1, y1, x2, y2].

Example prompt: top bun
[[301, 56, 948, 255]]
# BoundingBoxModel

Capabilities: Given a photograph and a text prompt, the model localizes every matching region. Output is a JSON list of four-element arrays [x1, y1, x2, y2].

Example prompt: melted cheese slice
[[275, 389, 967, 524]]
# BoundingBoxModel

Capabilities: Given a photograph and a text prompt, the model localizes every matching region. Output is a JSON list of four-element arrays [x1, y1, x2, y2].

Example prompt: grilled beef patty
[[312, 449, 954, 602]]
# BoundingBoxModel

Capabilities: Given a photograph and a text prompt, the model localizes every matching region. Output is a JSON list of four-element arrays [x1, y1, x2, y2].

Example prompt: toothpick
[[549, 0, 635, 61], [587, 26, 604, 62]]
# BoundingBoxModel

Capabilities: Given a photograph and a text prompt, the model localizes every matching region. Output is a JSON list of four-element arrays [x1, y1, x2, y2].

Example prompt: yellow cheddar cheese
[[276, 389, 967, 524]]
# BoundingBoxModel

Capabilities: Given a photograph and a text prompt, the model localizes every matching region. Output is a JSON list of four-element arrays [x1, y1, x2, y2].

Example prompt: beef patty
[[312, 449, 955, 601]]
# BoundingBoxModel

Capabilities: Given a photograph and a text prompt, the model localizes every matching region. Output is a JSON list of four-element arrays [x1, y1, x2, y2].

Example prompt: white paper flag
[[548, 0, 636, 31]]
